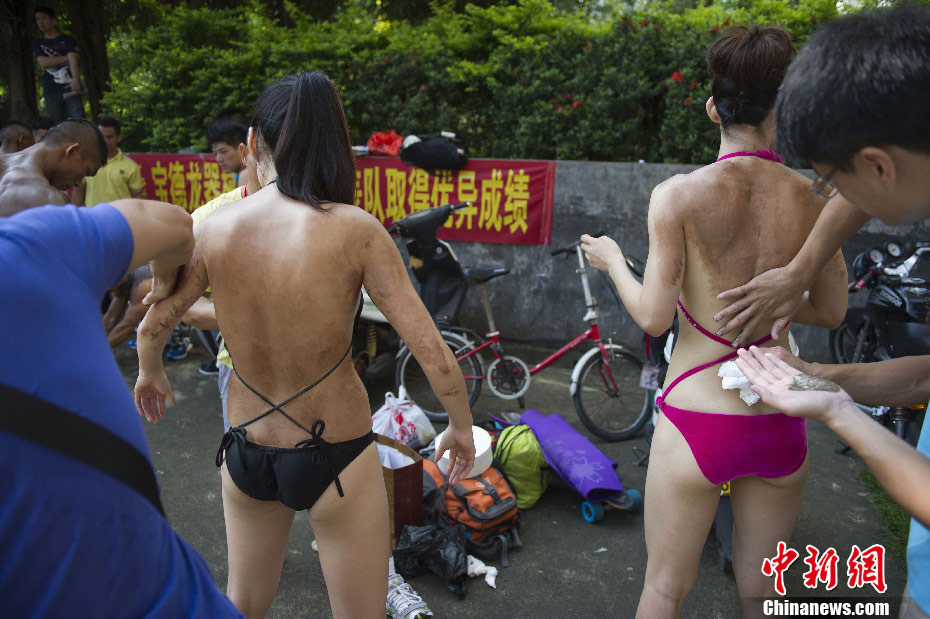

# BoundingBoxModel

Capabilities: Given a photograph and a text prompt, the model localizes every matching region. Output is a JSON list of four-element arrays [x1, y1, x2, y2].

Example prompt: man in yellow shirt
[[73, 117, 143, 206]]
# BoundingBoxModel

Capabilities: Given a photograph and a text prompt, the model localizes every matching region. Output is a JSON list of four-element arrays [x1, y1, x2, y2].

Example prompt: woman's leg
[[308, 442, 390, 619], [730, 455, 809, 618], [220, 464, 296, 618], [636, 413, 722, 619]]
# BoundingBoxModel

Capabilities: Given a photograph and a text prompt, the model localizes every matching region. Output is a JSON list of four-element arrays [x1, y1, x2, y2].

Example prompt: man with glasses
[[712, 7, 930, 617]]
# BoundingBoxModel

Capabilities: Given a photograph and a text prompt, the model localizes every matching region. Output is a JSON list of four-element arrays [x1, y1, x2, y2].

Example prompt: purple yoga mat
[[521, 409, 624, 503]]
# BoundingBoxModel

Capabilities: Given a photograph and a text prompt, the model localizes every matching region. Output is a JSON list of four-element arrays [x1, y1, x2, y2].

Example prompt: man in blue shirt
[[0, 196, 240, 616], [714, 7, 930, 617]]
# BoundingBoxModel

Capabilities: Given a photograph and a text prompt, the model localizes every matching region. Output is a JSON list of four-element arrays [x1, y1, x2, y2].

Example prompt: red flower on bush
[[572, 100, 581, 110], [671, 71, 684, 83], [639, 18, 649, 27], [710, 25, 720, 34], [689, 80, 699, 91], [683, 97, 693, 107]]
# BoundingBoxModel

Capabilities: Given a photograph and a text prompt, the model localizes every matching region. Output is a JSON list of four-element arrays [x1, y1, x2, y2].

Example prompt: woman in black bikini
[[134, 72, 475, 618]]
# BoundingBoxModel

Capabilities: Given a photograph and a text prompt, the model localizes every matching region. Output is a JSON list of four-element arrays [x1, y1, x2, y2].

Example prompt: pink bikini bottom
[[659, 402, 808, 484]]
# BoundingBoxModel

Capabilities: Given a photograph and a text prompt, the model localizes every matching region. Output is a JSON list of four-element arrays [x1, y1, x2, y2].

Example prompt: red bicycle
[[395, 238, 651, 441]]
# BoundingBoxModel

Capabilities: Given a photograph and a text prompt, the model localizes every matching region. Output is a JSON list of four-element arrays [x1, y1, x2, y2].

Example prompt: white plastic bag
[[371, 387, 436, 449]]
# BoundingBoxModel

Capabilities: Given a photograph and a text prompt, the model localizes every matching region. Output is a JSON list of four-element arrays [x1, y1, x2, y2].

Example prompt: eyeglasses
[[810, 168, 839, 200]]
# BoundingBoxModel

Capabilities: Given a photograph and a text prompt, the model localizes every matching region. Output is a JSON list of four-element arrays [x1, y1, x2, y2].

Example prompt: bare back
[[199, 188, 377, 446], [664, 157, 846, 414], [0, 150, 67, 217]]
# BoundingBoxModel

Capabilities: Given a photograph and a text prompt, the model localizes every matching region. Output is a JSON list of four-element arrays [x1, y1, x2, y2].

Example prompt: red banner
[[355, 157, 555, 245], [128, 154, 557, 245], [128, 153, 238, 212]]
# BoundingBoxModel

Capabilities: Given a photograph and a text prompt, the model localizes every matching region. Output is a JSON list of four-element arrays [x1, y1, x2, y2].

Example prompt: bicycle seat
[[463, 266, 510, 283]]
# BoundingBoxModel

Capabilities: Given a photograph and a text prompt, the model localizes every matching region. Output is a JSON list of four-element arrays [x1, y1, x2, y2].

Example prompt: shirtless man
[[0, 119, 105, 217], [0, 120, 35, 153]]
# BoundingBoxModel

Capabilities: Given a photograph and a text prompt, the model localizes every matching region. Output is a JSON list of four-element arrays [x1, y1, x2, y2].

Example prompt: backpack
[[493, 424, 548, 509], [400, 133, 468, 173], [422, 458, 521, 565]]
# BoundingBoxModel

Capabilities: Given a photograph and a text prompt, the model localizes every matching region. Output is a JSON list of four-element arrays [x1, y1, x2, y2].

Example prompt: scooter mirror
[[626, 256, 645, 278]]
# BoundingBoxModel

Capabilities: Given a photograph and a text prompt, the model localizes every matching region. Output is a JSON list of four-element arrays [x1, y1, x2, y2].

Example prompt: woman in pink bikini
[[582, 26, 848, 617]]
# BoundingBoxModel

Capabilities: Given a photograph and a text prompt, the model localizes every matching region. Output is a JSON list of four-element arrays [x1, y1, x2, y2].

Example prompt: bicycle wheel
[[829, 323, 857, 364], [573, 347, 649, 441], [395, 330, 482, 422]]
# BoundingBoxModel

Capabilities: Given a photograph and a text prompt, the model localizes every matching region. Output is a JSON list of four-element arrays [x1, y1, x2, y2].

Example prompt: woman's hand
[[580, 234, 624, 273], [134, 370, 176, 424], [435, 425, 476, 484], [735, 346, 853, 425]]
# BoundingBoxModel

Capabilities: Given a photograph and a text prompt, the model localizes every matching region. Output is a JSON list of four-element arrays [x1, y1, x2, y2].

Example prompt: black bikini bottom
[[218, 426, 374, 511]]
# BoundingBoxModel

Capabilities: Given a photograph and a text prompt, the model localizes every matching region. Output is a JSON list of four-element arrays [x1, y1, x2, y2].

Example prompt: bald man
[[0, 120, 36, 154], [0, 118, 105, 216]]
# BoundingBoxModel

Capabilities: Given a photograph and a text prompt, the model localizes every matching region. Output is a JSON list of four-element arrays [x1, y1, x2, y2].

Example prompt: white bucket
[[435, 425, 493, 479]]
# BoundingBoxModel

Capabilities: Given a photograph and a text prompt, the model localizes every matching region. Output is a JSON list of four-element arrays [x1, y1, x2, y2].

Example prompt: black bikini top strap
[[226, 342, 353, 433]]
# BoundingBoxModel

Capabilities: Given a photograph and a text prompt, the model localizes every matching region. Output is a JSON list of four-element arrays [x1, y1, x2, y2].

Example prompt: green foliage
[[104, 0, 844, 162]]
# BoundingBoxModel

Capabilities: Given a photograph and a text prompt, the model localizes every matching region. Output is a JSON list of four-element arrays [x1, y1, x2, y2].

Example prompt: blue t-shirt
[[907, 417, 930, 613], [0, 205, 241, 618]]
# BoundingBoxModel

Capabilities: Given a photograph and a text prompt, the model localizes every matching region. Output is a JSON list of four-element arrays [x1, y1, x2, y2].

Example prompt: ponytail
[[252, 71, 356, 209]]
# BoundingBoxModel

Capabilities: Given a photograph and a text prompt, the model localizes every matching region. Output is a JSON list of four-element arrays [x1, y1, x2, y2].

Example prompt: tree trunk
[[66, 0, 110, 121], [0, 0, 39, 121]]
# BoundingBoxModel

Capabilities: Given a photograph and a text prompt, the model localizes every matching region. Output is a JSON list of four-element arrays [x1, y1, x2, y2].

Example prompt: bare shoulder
[[647, 171, 707, 223], [327, 202, 389, 238], [0, 164, 65, 216]]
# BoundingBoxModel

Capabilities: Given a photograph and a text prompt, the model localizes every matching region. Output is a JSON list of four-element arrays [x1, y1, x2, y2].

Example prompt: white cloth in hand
[[718, 332, 799, 406]]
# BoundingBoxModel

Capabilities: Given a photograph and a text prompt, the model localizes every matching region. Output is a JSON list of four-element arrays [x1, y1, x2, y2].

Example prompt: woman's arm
[[359, 218, 475, 483], [134, 229, 210, 423], [790, 246, 848, 329], [581, 181, 685, 337]]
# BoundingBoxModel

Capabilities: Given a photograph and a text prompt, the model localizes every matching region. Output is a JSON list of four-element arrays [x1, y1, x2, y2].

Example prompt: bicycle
[[395, 238, 651, 441]]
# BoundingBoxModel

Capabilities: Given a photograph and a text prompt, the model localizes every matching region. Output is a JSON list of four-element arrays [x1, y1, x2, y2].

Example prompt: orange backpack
[[422, 458, 519, 544]]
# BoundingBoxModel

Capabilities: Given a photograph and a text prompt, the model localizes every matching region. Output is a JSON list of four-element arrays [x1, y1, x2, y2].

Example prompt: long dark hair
[[252, 71, 355, 209], [707, 26, 796, 129]]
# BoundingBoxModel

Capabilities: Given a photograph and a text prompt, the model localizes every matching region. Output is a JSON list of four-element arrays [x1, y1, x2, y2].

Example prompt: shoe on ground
[[386, 574, 433, 619], [199, 361, 219, 375], [166, 338, 193, 361]]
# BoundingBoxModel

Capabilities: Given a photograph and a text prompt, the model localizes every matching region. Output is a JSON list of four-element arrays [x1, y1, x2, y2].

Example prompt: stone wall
[[427, 160, 929, 362]]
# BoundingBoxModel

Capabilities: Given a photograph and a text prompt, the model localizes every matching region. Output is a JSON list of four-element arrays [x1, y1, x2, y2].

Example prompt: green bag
[[493, 424, 548, 509]]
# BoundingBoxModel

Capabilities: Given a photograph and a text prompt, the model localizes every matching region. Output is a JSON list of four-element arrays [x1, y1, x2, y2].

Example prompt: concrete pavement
[[115, 339, 907, 618]]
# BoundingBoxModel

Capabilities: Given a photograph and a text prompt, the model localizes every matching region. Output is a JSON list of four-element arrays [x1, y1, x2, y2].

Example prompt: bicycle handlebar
[[551, 231, 605, 256]]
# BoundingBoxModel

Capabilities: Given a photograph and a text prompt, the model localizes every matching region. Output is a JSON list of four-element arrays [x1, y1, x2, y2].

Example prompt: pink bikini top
[[716, 149, 783, 164], [657, 148, 786, 407]]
